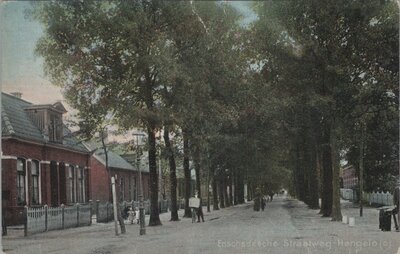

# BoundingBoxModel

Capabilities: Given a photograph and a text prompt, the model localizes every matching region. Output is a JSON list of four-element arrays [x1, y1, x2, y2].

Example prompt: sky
[[0, 1, 257, 108], [1, 1, 64, 104]]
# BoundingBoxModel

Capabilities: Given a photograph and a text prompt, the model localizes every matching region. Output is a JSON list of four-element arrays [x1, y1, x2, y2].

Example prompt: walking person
[[261, 196, 266, 211]]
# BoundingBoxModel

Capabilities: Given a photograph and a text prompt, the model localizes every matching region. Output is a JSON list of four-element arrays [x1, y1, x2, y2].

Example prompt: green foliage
[[32, 0, 398, 213]]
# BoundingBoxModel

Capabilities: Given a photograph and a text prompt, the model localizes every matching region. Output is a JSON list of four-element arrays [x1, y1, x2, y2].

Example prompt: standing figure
[[195, 192, 204, 222], [261, 196, 266, 211], [128, 207, 136, 225], [269, 192, 274, 201], [190, 191, 204, 223]]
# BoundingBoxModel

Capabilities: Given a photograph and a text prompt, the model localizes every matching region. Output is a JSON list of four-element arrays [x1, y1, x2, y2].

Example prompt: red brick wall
[[3, 139, 89, 165], [2, 138, 90, 207], [90, 157, 111, 202], [2, 159, 17, 208], [90, 156, 151, 202]]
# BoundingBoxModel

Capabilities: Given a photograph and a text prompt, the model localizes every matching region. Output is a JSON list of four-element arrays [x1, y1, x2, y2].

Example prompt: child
[[128, 207, 136, 225]]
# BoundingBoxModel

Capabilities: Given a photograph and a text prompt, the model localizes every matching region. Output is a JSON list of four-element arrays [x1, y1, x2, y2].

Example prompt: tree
[[33, 0, 202, 226], [252, 0, 398, 220]]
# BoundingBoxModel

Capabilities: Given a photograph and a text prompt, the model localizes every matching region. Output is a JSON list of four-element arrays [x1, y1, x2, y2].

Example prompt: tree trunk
[[308, 108, 321, 209], [306, 136, 320, 209], [330, 125, 342, 221], [148, 125, 162, 226], [115, 185, 126, 234], [247, 183, 252, 201], [320, 124, 333, 217], [163, 126, 179, 221], [308, 151, 320, 209], [237, 172, 245, 204], [183, 132, 192, 217], [233, 172, 238, 205], [194, 149, 204, 219], [206, 164, 211, 212], [218, 173, 225, 208], [229, 171, 234, 206], [212, 175, 219, 210], [223, 172, 230, 207], [295, 144, 306, 202]]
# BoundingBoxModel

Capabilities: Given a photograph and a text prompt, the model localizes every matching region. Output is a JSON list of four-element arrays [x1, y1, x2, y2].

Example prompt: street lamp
[[133, 133, 146, 235]]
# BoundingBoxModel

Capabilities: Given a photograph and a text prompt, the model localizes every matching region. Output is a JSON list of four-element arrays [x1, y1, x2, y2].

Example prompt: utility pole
[[111, 176, 119, 236], [359, 121, 365, 217], [134, 133, 146, 235]]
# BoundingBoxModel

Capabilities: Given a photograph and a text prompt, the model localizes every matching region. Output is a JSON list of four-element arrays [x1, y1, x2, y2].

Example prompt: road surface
[[4, 196, 400, 254]]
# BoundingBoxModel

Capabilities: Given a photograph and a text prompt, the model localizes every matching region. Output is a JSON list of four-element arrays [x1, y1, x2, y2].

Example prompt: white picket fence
[[340, 188, 394, 206], [26, 203, 92, 235], [25, 199, 168, 236], [364, 192, 394, 206]]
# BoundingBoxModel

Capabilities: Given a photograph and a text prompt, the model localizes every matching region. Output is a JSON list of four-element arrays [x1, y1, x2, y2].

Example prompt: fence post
[[76, 203, 80, 227], [61, 204, 65, 229], [89, 200, 92, 225], [24, 206, 28, 237], [44, 205, 48, 232]]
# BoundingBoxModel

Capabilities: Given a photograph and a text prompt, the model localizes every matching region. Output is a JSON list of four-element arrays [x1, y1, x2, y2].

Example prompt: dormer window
[[25, 102, 67, 143], [49, 113, 63, 142]]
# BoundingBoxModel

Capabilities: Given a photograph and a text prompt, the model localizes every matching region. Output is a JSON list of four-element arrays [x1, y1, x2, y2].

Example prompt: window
[[128, 176, 135, 201], [49, 113, 63, 142], [67, 166, 75, 203], [31, 161, 40, 205], [17, 158, 26, 206], [120, 177, 125, 202]]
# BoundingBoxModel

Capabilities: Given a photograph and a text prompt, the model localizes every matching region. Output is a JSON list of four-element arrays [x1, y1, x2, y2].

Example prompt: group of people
[[127, 207, 139, 225], [253, 191, 274, 212], [260, 193, 274, 211]]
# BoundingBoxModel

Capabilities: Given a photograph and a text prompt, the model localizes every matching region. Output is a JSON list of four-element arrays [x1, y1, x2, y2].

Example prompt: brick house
[[342, 164, 358, 189], [1, 92, 91, 210], [86, 142, 150, 203]]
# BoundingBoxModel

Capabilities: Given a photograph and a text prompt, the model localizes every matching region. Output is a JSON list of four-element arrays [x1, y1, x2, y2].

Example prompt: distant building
[[342, 164, 358, 189], [1, 93, 91, 209], [86, 143, 150, 202]]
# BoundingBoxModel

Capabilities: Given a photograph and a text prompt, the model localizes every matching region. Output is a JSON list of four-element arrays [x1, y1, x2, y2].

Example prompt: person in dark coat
[[194, 192, 204, 223], [261, 196, 266, 211]]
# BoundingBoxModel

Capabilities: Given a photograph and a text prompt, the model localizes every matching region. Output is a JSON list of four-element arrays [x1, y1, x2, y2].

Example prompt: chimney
[[10, 92, 22, 99]]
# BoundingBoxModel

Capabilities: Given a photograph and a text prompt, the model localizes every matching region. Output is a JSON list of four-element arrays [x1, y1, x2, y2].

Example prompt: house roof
[[85, 142, 149, 172], [1, 93, 88, 153]]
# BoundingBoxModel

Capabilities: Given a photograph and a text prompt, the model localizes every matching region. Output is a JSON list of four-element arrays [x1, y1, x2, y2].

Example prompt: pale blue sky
[[1, 1, 257, 106], [1, 1, 64, 104]]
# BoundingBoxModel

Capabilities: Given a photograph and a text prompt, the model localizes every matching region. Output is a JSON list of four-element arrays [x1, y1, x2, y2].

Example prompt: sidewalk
[[286, 198, 400, 254], [3, 204, 241, 254]]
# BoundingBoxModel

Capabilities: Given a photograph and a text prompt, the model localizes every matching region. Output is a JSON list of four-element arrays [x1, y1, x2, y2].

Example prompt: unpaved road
[[4, 197, 400, 254]]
